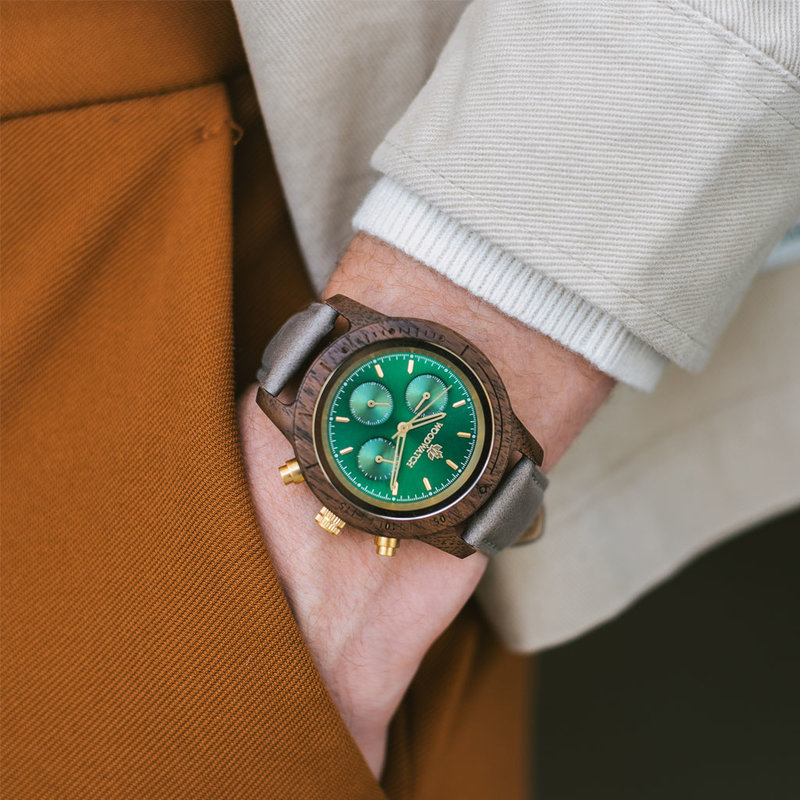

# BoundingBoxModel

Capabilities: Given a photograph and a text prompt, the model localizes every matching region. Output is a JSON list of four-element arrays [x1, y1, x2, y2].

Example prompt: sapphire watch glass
[[313, 341, 493, 517]]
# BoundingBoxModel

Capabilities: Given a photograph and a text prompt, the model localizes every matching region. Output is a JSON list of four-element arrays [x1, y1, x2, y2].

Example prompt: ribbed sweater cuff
[[353, 177, 667, 392]]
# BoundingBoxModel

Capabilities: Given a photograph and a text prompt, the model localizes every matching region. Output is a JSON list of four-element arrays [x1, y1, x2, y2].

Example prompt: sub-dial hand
[[412, 391, 431, 413], [411, 384, 451, 422], [366, 399, 391, 407]]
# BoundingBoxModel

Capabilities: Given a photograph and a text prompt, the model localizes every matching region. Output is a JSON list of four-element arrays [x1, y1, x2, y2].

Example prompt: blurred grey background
[[536, 508, 800, 799]]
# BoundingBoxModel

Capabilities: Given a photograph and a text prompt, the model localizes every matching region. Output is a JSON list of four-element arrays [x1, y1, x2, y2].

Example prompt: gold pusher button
[[315, 506, 346, 536], [375, 536, 399, 557], [278, 458, 304, 485]]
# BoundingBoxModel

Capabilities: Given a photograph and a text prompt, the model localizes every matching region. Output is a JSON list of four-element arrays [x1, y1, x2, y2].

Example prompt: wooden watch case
[[256, 296, 543, 556]]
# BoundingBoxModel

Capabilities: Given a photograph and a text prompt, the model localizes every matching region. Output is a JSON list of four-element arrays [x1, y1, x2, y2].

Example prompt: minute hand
[[403, 411, 447, 433]]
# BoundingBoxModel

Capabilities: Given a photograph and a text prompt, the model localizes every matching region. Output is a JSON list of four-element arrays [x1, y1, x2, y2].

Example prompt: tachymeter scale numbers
[[324, 349, 484, 509]]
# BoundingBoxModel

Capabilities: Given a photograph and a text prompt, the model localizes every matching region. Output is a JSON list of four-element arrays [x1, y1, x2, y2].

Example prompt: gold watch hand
[[402, 411, 447, 433], [412, 391, 431, 413], [390, 414, 445, 440], [411, 384, 451, 422], [390, 427, 408, 496], [366, 399, 391, 407], [392, 390, 453, 446]]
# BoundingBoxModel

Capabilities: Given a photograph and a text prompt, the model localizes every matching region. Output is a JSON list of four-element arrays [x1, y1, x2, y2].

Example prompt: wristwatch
[[256, 295, 547, 559]]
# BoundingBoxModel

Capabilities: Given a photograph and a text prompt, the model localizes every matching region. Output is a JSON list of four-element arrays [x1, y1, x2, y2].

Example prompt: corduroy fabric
[[0, 3, 533, 798]]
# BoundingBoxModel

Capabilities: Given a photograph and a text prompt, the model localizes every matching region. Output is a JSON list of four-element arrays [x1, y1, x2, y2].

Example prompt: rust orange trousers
[[1, 3, 534, 797]]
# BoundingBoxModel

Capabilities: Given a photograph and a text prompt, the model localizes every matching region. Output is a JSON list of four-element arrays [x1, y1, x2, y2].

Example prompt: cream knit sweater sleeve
[[354, 177, 668, 390]]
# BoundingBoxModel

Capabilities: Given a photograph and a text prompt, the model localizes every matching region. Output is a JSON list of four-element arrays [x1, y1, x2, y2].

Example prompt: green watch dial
[[314, 342, 492, 517]]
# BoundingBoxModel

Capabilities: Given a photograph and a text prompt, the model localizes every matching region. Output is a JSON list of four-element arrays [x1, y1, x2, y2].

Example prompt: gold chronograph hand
[[411, 384, 451, 421], [389, 425, 408, 496]]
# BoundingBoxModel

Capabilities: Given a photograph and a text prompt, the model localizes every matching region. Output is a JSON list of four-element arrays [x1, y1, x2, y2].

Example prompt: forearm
[[329, 234, 614, 470], [238, 233, 613, 776]]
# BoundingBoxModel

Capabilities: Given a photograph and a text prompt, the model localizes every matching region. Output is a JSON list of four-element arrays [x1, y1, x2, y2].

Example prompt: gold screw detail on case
[[278, 458, 305, 485], [315, 506, 346, 536], [375, 536, 399, 557]]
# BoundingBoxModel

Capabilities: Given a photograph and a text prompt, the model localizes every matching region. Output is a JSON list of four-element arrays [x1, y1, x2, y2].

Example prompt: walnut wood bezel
[[256, 296, 543, 544]]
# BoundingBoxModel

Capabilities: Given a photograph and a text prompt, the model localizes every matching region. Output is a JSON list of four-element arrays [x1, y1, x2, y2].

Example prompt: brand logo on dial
[[406, 423, 444, 469], [427, 444, 443, 461]]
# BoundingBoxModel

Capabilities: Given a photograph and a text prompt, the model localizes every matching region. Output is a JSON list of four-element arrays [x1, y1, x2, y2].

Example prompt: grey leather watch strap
[[257, 302, 338, 396], [462, 457, 548, 556]]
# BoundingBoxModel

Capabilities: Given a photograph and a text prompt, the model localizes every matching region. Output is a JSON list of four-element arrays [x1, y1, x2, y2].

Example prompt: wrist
[[327, 233, 614, 470]]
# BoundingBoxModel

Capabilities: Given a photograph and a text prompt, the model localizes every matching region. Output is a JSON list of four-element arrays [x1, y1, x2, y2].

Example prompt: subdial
[[406, 374, 448, 414], [349, 381, 393, 425], [357, 437, 395, 481]]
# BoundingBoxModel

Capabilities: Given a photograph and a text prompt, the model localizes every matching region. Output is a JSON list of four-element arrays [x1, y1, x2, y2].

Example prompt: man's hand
[[237, 233, 614, 777], [238, 390, 487, 775]]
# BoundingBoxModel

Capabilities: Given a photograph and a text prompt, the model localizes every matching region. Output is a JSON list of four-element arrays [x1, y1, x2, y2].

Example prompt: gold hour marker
[[423, 477, 432, 491], [374, 364, 384, 378], [457, 432, 472, 438], [335, 416, 350, 423], [446, 459, 458, 470], [339, 446, 354, 455], [407, 359, 414, 374], [452, 399, 466, 408]]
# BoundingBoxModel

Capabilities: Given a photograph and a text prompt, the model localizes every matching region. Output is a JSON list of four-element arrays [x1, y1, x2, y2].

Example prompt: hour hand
[[389, 428, 407, 496], [391, 412, 446, 439]]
